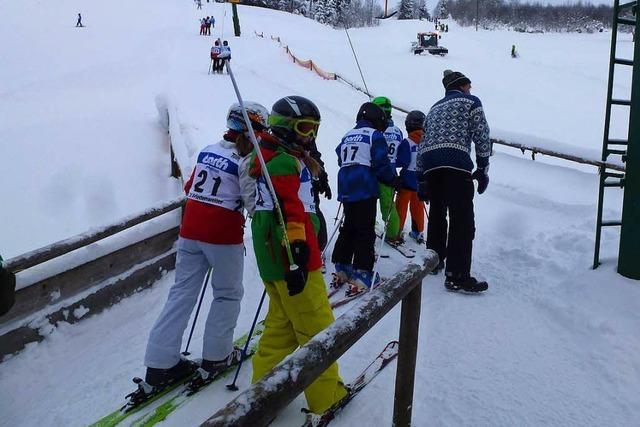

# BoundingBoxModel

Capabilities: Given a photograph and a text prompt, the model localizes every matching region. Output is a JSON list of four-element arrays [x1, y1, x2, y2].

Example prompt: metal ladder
[[593, 0, 637, 269]]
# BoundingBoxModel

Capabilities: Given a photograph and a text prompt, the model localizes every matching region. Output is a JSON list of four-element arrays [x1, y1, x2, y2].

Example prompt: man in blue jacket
[[417, 70, 492, 292], [332, 103, 399, 296]]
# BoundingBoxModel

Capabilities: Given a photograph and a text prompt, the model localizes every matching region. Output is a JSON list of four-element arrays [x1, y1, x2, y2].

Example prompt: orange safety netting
[[255, 31, 336, 80]]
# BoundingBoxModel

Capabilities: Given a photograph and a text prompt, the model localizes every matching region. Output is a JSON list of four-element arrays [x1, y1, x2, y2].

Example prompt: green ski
[[90, 322, 264, 427]]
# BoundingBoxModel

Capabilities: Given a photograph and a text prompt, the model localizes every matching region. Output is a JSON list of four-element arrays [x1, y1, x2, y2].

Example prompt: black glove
[[471, 166, 490, 195], [417, 175, 430, 201], [0, 265, 16, 317], [312, 171, 332, 200], [285, 241, 309, 296]]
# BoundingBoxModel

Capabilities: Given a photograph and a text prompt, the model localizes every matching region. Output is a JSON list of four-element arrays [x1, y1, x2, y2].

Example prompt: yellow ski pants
[[252, 269, 347, 414]]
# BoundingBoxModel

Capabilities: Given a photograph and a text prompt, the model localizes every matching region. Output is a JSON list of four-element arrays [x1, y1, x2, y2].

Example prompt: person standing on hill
[[218, 40, 231, 72], [210, 40, 221, 73], [331, 102, 398, 296], [76, 13, 83, 27], [417, 70, 492, 292], [395, 110, 427, 244], [128, 103, 267, 404], [249, 96, 348, 415], [372, 96, 403, 244]]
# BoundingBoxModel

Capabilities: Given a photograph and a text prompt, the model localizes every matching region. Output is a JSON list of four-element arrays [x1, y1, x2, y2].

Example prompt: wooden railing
[[202, 252, 439, 427]]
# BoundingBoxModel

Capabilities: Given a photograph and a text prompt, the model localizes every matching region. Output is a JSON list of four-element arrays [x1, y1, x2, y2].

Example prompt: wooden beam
[[1, 249, 177, 361], [201, 252, 439, 427], [4, 197, 185, 273], [1, 227, 179, 326]]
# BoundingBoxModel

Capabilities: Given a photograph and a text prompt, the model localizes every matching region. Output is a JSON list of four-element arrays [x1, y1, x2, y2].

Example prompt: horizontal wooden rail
[[336, 75, 625, 173], [4, 196, 185, 273], [202, 252, 439, 426]]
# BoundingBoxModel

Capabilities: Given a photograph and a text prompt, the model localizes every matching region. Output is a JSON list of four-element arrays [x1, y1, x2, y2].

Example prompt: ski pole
[[372, 189, 397, 287], [344, 28, 371, 99], [208, 59, 212, 75], [333, 202, 343, 225], [321, 210, 344, 259], [226, 288, 267, 391], [182, 268, 212, 356], [225, 61, 297, 268], [422, 201, 429, 221]]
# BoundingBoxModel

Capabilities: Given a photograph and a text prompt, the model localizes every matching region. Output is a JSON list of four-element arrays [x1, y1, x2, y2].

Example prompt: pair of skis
[[90, 322, 265, 427], [302, 340, 399, 426]]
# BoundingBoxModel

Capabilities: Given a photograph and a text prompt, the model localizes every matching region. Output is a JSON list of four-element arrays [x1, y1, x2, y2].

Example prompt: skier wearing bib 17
[[127, 102, 269, 406], [331, 102, 397, 297], [249, 96, 348, 414]]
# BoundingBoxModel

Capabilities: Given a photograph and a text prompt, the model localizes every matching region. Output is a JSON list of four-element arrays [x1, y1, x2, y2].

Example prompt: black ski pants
[[426, 168, 475, 277], [331, 198, 377, 271]]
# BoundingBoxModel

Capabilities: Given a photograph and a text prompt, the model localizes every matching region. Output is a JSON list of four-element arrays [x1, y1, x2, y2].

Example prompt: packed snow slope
[[1, 1, 639, 426]]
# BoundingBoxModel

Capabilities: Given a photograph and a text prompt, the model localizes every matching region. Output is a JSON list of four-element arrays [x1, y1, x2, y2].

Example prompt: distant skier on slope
[[76, 13, 83, 27], [395, 110, 427, 245], [511, 44, 518, 58], [372, 96, 404, 244], [417, 70, 492, 292], [218, 40, 231, 72], [331, 102, 398, 297], [125, 102, 268, 405], [210, 40, 221, 73], [249, 96, 348, 415]]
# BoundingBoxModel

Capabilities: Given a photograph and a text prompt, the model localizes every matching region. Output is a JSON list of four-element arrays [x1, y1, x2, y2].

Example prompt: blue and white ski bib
[[384, 125, 404, 167], [187, 142, 242, 211], [338, 127, 374, 168]]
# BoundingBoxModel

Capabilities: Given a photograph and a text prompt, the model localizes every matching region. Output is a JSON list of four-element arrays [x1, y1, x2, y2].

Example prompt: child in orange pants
[[395, 110, 427, 243]]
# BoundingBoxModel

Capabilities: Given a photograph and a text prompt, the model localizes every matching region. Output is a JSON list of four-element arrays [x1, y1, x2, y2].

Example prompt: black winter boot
[[144, 358, 199, 388], [444, 273, 488, 293]]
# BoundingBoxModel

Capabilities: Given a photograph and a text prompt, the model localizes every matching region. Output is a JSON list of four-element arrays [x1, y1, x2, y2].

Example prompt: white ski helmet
[[226, 102, 269, 133]]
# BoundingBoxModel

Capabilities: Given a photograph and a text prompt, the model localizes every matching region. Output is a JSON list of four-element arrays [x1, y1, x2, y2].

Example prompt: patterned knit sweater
[[417, 90, 492, 174]]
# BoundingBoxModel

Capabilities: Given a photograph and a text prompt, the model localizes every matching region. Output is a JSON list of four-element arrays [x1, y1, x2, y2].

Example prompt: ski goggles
[[268, 114, 320, 138]]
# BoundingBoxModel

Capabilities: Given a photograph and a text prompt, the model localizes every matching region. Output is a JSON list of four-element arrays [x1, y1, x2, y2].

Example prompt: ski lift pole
[[225, 62, 297, 268], [344, 28, 371, 99]]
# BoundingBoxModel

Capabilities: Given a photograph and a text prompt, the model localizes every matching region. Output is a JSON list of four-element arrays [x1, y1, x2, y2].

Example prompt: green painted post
[[232, 3, 241, 37], [618, 10, 640, 280]]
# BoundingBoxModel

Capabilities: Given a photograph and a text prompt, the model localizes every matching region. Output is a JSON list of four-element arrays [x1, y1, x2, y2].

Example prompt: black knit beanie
[[442, 69, 471, 90]]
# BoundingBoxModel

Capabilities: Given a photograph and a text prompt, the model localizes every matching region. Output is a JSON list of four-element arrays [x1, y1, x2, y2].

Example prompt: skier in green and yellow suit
[[249, 96, 347, 414], [372, 96, 403, 242]]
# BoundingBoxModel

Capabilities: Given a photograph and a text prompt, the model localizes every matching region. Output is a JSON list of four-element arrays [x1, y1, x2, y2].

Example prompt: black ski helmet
[[405, 110, 426, 132], [356, 102, 387, 131], [269, 96, 321, 141]]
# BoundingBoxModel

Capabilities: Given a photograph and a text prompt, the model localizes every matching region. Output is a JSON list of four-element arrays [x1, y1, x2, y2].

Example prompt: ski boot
[[124, 358, 198, 410], [408, 231, 424, 244], [186, 347, 243, 395], [345, 270, 379, 297], [444, 273, 488, 293], [330, 263, 352, 290]]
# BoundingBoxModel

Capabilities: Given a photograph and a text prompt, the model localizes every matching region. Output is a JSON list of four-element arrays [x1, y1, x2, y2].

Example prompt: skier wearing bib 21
[[331, 102, 398, 297], [249, 96, 348, 414], [130, 102, 268, 404]]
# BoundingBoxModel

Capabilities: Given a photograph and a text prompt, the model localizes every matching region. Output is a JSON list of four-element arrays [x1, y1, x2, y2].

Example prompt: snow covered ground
[[1, 1, 639, 426]]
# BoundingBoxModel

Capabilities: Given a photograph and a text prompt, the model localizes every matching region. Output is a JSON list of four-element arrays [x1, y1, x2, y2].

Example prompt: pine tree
[[398, 0, 416, 19], [415, 0, 430, 20]]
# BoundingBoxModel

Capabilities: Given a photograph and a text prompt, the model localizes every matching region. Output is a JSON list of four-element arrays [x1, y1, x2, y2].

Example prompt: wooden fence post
[[392, 278, 422, 426]]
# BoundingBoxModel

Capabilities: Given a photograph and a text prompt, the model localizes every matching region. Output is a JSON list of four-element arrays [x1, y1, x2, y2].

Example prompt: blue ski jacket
[[336, 120, 396, 202]]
